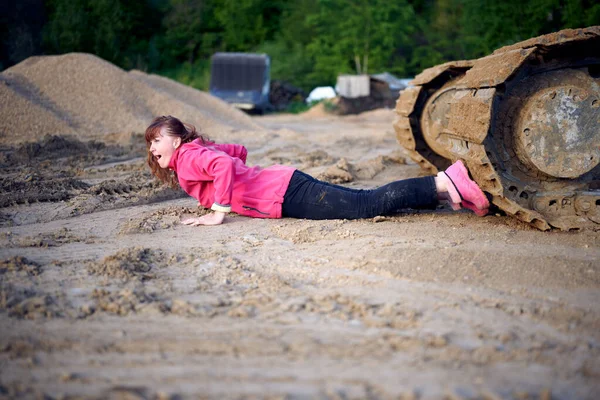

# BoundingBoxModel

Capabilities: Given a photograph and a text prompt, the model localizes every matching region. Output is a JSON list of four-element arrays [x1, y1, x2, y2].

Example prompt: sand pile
[[302, 99, 337, 118], [0, 53, 261, 145], [129, 70, 262, 132]]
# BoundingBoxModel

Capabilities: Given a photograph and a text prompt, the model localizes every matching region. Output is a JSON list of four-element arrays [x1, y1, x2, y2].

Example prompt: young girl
[[145, 115, 489, 226]]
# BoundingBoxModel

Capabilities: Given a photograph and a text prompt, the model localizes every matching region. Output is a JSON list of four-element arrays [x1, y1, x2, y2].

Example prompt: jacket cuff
[[211, 202, 231, 213]]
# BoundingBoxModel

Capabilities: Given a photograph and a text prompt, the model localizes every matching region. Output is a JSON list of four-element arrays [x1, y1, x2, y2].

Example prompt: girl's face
[[149, 127, 180, 169]]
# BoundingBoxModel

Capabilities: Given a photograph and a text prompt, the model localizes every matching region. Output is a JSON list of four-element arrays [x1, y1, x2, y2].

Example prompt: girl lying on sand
[[145, 115, 489, 226]]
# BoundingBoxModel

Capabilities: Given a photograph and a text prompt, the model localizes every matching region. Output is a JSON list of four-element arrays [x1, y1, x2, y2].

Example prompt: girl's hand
[[181, 211, 226, 226]]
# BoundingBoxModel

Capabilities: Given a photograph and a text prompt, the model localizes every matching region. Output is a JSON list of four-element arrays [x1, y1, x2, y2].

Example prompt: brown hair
[[144, 115, 212, 187]]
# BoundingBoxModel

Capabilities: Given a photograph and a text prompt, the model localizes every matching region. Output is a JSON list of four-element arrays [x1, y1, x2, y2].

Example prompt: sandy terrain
[[1, 54, 599, 400]]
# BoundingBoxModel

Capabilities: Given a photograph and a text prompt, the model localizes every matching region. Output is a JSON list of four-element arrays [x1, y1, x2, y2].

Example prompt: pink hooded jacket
[[168, 138, 296, 218]]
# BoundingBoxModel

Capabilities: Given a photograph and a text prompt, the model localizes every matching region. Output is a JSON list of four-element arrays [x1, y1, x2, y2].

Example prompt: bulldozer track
[[394, 27, 600, 231]]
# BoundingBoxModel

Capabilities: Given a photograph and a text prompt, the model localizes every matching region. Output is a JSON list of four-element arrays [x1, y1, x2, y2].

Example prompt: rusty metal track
[[394, 26, 600, 231]]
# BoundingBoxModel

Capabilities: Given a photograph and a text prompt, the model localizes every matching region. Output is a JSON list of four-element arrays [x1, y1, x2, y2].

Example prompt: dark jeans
[[281, 170, 438, 220]]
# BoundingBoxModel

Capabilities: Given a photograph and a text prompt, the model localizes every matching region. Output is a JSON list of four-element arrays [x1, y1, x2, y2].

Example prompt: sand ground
[[0, 107, 599, 400]]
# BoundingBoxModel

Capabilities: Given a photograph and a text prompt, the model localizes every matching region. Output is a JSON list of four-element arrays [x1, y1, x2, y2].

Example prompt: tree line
[[2, 0, 599, 92]]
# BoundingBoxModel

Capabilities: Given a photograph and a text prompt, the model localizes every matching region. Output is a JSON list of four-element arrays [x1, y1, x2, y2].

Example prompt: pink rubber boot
[[439, 160, 489, 216]]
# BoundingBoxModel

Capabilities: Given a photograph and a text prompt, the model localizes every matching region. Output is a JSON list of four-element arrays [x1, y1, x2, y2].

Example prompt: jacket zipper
[[242, 205, 270, 216]]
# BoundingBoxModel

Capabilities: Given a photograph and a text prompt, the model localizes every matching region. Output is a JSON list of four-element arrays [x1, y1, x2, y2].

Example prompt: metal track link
[[393, 87, 439, 175], [394, 27, 600, 231]]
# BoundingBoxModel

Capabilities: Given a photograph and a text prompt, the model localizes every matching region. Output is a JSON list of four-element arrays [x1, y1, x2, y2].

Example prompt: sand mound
[[88, 247, 166, 282], [0, 53, 262, 145], [301, 101, 332, 118], [300, 97, 340, 118], [118, 205, 207, 235], [129, 70, 262, 132], [0, 256, 42, 276]]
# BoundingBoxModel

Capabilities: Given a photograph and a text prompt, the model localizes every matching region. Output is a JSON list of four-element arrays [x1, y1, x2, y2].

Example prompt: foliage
[[281, 99, 337, 115], [43, 0, 162, 69], [160, 0, 205, 65], [283, 100, 313, 114], [159, 59, 212, 90], [3, 0, 598, 90], [301, 0, 418, 83]]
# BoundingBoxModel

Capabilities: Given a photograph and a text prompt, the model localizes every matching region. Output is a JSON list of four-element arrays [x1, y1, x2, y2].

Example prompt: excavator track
[[394, 27, 600, 231]]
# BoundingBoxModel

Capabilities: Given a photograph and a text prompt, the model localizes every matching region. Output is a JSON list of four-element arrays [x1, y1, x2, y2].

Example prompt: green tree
[[44, 0, 161, 69], [213, 0, 268, 51], [263, 0, 319, 90], [30, 0, 600, 92], [44, 0, 93, 55], [458, 0, 600, 58], [161, 0, 205, 64], [45, 0, 125, 63], [408, 0, 464, 73], [301, 0, 418, 84], [557, 0, 600, 28]]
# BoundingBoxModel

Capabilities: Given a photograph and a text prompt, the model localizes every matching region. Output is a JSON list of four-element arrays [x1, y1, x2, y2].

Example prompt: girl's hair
[[144, 115, 212, 187]]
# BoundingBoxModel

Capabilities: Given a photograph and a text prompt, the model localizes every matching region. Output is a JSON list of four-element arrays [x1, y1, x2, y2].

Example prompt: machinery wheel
[[394, 26, 600, 230]]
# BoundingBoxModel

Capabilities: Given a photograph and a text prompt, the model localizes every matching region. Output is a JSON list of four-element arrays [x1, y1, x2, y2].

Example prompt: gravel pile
[[0, 53, 260, 145], [129, 71, 262, 133]]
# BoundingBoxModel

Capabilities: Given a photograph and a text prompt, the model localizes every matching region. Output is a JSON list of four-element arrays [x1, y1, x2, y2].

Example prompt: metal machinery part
[[394, 27, 600, 230]]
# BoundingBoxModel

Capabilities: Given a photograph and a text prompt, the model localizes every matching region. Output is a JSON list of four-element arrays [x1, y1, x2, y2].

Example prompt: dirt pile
[[91, 287, 165, 316], [129, 70, 262, 133], [0, 172, 89, 208], [0, 256, 42, 276], [7, 134, 107, 165], [118, 205, 207, 235], [87, 247, 166, 282], [1, 228, 82, 248], [0, 53, 261, 145], [302, 100, 336, 118]]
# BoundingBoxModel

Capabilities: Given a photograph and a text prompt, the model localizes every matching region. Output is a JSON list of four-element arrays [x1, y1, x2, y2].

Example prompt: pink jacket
[[168, 139, 296, 218]]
